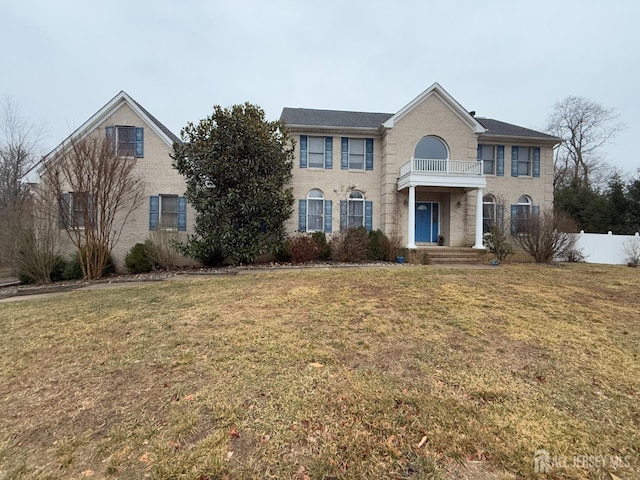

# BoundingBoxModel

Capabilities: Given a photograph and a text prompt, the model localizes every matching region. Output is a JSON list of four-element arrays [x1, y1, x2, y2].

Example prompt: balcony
[[398, 157, 487, 190]]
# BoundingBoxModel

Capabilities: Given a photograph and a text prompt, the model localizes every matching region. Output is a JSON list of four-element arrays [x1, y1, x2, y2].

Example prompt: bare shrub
[[148, 224, 186, 269], [484, 226, 513, 262], [623, 236, 640, 266], [288, 234, 321, 264], [331, 227, 369, 263], [512, 209, 579, 264], [13, 185, 64, 284]]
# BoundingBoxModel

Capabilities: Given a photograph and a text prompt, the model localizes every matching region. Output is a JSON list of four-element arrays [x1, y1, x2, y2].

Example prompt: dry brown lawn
[[0, 263, 638, 479]]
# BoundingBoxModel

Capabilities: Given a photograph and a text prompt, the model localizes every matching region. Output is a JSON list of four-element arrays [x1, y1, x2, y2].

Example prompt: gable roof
[[38, 91, 179, 170], [476, 117, 560, 142], [280, 107, 392, 130], [382, 82, 486, 134]]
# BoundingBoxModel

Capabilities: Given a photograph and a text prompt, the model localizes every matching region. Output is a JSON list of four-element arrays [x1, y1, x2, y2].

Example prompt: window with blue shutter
[[134, 127, 144, 158], [497, 145, 505, 176], [299, 135, 308, 168], [533, 147, 540, 177], [324, 200, 332, 233], [365, 200, 373, 232], [177, 196, 187, 231], [149, 195, 159, 230], [511, 147, 519, 177], [298, 199, 307, 232], [340, 200, 348, 230], [341, 137, 348, 170], [365, 138, 374, 170], [324, 137, 333, 169]]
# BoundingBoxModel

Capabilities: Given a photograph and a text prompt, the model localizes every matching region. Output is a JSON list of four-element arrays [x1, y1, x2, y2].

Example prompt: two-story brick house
[[280, 82, 559, 250], [39, 84, 558, 269]]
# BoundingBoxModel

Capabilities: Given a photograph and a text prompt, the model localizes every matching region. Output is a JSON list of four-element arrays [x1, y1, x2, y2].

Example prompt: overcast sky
[[2, 0, 638, 174]]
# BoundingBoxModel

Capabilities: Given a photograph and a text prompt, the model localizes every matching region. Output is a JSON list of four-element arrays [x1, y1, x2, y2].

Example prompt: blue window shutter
[[511, 147, 519, 177], [497, 145, 505, 176], [324, 200, 332, 233], [105, 126, 115, 155], [510, 205, 518, 235], [149, 195, 159, 230], [365, 200, 373, 232], [340, 200, 347, 230], [532, 205, 540, 216], [134, 127, 144, 157], [299, 135, 308, 168], [341, 137, 348, 170], [496, 204, 504, 232], [298, 199, 307, 232], [533, 147, 541, 177], [365, 138, 374, 170], [324, 137, 333, 169], [178, 196, 187, 231], [58, 193, 70, 229], [477, 145, 482, 160]]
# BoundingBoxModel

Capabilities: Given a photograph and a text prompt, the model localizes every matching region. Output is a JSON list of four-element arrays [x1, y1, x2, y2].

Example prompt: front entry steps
[[406, 247, 487, 265]]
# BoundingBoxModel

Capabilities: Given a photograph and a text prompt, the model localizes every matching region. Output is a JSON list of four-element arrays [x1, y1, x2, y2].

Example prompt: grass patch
[[0, 264, 638, 479]]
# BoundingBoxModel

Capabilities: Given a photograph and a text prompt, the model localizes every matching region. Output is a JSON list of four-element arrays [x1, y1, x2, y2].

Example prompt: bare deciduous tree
[[546, 96, 624, 189], [41, 133, 144, 279], [0, 98, 46, 271], [512, 209, 579, 264]]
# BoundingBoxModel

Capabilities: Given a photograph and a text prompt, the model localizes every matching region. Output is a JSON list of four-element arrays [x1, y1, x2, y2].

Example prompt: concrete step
[[408, 248, 487, 265]]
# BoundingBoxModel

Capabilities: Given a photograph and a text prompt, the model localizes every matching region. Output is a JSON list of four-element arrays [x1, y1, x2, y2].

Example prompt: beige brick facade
[[41, 84, 558, 270], [284, 83, 559, 249]]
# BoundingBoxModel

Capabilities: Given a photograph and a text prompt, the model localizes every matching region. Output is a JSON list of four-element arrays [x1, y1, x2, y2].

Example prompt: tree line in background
[[547, 95, 638, 234]]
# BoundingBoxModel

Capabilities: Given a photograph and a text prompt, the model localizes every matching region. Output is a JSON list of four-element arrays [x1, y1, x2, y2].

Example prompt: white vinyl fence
[[573, 231, 640, 265]]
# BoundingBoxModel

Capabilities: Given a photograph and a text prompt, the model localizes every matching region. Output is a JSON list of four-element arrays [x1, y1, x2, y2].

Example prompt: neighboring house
[[37, 91, 193, 269], [280, 82, 560, 249]]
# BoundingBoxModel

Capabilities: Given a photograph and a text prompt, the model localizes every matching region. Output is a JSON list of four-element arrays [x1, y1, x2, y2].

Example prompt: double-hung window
[[349, 139, 365, 170], [347, 191, 365, 228], [511, 147, 540, 177], [106, 126, 144, 157], [58, 191, 91, 229], [308, 136, 325, 168], [483, 194, 496, 234], [341, 137, 374, 170], [510, 195, 539, 234], [149, 195, 187, 231]]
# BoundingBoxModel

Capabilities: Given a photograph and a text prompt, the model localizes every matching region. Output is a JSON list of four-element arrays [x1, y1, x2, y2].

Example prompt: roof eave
[[285, 123, 382, 134], [479, 133, 561, 145]]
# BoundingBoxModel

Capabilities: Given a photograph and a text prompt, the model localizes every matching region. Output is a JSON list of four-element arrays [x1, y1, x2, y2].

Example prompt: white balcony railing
[[400, 158, 484, 176]]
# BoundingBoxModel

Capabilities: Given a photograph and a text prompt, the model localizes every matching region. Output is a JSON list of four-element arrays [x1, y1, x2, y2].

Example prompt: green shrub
[[367, 229, 390, 261], [311, 231, 331, 260], [288, 234, 321, 263], [273, 239, 292, 262], [125, 241, 154, 273], [331, 227, 370, 262]]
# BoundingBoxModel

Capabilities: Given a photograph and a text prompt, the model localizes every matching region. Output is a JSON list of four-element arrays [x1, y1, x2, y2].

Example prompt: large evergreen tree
[[172, 103, 294, 264]]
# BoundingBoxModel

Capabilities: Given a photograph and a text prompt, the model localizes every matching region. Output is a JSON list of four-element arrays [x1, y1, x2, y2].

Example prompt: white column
[[407, 186, 416, 249], [473, 187, 485, 249]]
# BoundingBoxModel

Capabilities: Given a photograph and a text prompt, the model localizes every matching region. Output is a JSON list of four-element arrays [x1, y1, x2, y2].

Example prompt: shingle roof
[[131, 97, 181, 144], [476, 117, 558, 141], [280, 107, 393, 129]]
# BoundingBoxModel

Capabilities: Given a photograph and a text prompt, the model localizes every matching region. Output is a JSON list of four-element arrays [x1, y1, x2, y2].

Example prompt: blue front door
[[415, 202, 439, 242]]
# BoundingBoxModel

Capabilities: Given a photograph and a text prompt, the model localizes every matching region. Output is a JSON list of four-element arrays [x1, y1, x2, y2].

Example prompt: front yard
[[0, 264, 638, 479]]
